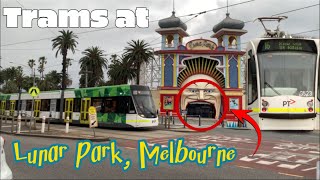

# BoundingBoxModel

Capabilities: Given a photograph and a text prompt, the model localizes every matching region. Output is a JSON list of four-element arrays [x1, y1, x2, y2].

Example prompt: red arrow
[[289, 99, 296, 104], [231, 110, 262, 155]]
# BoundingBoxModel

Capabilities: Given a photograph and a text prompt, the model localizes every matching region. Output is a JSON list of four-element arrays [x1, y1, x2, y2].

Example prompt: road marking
[[309, 151, 320, 154], [273, 147, 285, 150], [236, 165, 253, 169], [296, 157, 318, 163], [125, 147, 136, 150], [256, 160, 279, 165], [239, 156, 258, 162], [148, 143, 168, 148], [277, 163, 301, 169], [278, 172, 304, 178], [301, 167, 317, 171]]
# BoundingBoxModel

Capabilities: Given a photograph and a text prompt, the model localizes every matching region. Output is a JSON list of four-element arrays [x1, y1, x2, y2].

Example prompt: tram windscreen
[[258, 52, 317, 97], [131, 87, 157, 118]]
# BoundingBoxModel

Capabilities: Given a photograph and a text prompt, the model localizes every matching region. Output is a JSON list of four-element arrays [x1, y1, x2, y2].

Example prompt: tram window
[[5, 101, 10, 110], [104, 98, 116, 113], [92, 98, 103, 113], [115, 97, 126, 114], [41, 99, 50, 111], [74, 98, 81, 112], [56, 99, 64, 111], [15, 101, 19, 110], [15, 100, 22, 111], [116, 96, 131, 114], [128, 97, 136, 114], [247, 50, 258, 104], [26, 100, 32, 111]]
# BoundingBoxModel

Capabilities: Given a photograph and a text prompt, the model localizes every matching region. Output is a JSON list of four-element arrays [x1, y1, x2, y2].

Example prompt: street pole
[[81, 67, 92, 88], [31, 67, 35, 128], [82, 67, 93, 88], [17, 85, 22, 131], [85, 66, 88, 88], [17, 86, 22, 117]]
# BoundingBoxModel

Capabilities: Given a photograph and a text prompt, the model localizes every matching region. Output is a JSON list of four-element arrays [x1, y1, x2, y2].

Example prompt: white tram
[[244, 37, 319, 130]]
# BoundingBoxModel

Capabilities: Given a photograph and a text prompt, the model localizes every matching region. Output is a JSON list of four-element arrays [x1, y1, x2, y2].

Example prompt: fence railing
[[159, 114, 224, 129], [0, 111, 53, 133]]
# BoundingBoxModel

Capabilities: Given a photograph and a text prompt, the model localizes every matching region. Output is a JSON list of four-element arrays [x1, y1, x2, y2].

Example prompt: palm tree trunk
[[136, 62, 140, 85], [62, 52, 67, 90], [59, 49, 67, 121]]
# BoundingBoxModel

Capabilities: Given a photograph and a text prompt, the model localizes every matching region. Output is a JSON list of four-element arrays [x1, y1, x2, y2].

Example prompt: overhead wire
[[2, 2, 319, 64], [1, 0, 256, 47]]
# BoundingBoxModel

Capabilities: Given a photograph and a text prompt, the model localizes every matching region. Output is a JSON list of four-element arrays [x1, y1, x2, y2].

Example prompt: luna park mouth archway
[[186, 102, 216, 118]]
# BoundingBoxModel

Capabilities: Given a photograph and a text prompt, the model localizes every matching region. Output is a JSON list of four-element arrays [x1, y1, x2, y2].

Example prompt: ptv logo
[[283, 99, 296, 107]]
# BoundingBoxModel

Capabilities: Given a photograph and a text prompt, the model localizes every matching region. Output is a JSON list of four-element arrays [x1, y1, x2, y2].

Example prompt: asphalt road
[[1, 124, 319, 179]]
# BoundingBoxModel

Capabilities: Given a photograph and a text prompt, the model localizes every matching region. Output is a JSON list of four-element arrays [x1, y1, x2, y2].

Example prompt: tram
[[244, 18, 319, 130], [0, 85, 159, 128]]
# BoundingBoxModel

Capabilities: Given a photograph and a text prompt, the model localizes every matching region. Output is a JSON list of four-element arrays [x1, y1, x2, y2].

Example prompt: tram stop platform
[[0, 119, 110, 142]]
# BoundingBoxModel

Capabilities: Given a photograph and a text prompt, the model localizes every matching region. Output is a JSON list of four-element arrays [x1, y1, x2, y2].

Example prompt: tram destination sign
[[257, 39, 317, 53]]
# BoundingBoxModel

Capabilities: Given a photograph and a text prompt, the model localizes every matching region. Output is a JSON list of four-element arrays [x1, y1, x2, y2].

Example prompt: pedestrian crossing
[[120, 134, 319, 178]]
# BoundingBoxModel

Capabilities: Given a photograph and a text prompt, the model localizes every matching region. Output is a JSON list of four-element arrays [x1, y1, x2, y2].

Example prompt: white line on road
[[277, 164, 301, 169], [239, 156, 258, 162], [296, 157, 318, 164], [125, 147, 136, 150], [148, 143, 168, 148], [301, 167, 317, 171], [278, 172, 304, 178], [309, 151, 320, 154], [256, 160, 279, 165], [236, 165, 253, 169]]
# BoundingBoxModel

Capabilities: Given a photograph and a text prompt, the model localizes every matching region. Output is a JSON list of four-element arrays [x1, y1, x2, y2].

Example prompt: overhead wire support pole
[[80, 67, 93, 88]]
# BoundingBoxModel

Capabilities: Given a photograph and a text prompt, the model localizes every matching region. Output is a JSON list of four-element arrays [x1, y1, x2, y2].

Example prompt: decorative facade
[[155, 11, 247, 127]]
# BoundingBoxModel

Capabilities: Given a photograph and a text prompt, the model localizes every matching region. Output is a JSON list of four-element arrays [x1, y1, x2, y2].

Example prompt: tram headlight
[[262, 99, 269, 107], [307, 100, 313, 108]]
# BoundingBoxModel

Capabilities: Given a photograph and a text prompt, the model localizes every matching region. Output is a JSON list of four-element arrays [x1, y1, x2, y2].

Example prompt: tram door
[[9, 100, 15, 116], [34, 100, 41, 118], [64, 98, 73, 123], [1, 101, 5, 115], [80, 98, 91, 124]]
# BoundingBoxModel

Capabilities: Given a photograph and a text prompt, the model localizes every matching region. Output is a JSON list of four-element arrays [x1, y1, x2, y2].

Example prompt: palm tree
[[123, 40, 154, 85], [38, 56, 47, 80], [52, 30, 78, 121], [79, 46, 108, 87], [27, 59, 36, 85], [38, 70, 62, 91], [1, 66, 24, 93], [66, 58, 73, 74], [52, 30, 78, 90], [107, 55, 136, 85], [28, 59, 36, 71]]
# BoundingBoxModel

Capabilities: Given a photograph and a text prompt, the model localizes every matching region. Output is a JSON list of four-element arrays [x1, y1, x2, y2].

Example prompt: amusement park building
[[155, 11, 247, 127]]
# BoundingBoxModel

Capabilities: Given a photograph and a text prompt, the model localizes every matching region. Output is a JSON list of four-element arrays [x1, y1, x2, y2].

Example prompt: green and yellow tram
[[0, 85, 158, 128]]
